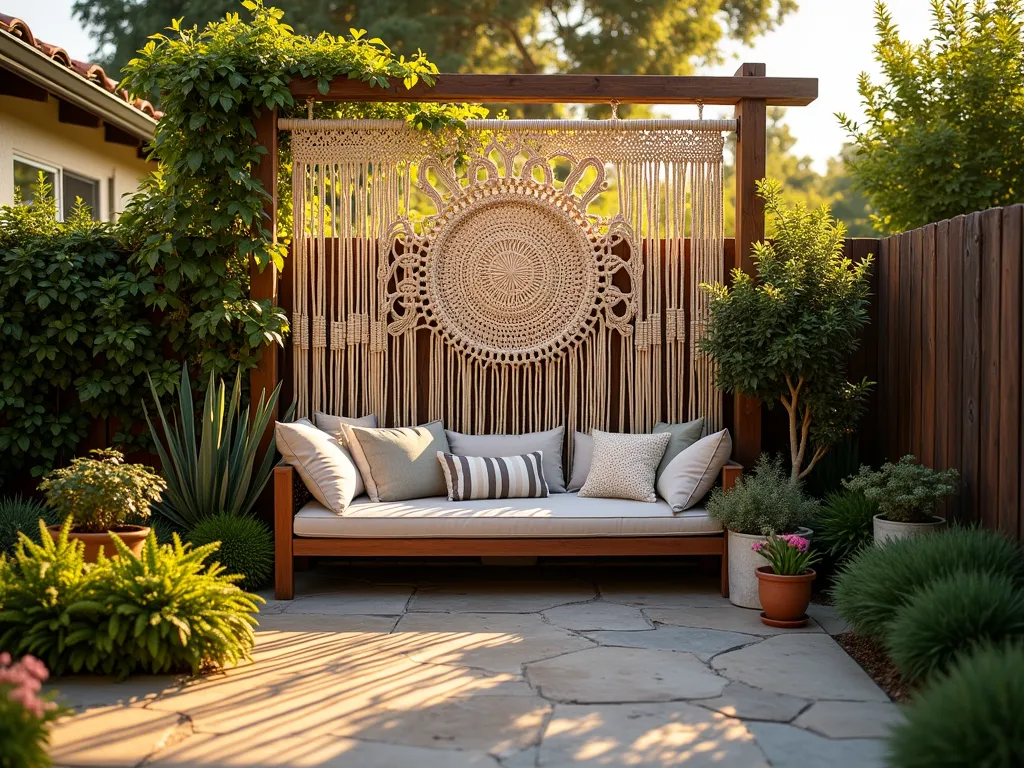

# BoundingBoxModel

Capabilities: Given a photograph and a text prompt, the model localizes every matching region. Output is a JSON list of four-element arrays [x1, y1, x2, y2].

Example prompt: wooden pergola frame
[[250, 63, 819, 469]]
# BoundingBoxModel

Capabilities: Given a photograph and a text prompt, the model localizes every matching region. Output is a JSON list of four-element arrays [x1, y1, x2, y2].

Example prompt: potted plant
[[706, 455, 818, 609], [842, 455, 959, 544], [754, 533, 822, 627], [700, 178, 873, 483], [38, 449, 166, 562]]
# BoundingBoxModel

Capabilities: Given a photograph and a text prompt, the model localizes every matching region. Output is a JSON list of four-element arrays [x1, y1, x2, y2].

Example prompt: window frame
[[12, 155, 103, 221]]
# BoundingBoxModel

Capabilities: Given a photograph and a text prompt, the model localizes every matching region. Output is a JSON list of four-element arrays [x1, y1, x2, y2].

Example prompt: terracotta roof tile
[[0, 13, 161, 119]]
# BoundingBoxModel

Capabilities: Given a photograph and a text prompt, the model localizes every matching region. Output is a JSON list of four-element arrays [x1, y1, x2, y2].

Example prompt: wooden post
[[250, 107, 279, 445], [731, 63, 766, 469]]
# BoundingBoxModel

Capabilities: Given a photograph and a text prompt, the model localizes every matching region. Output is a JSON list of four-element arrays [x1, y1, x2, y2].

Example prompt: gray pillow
[[657, 428, 732, 512], [347, 421, 451, 502], [313, 412, 377, 444], [567, 431, 592, 492], [653, 418, 705, 480], [445, 427, 566, 493], [275, 419, 363, 514], [578, 430, 671, 502]]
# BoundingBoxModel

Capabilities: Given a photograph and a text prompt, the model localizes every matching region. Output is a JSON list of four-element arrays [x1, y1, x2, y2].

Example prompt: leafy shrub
[[189, 514, 274, 591], [145, 367, 282, 529], [0, 522, 93, 674], [886, 572, 1024, 682], [707, 454, 819, 535], [815, 489, 878, 565], [0, 497, 55, 555], [887, 643, 1024, 768], [843, 455, 958, 523], [38, 449, 166, 533], [832, 526, 1024, 640], [0, 521, 262, 678], [0, 654, 64, 768]]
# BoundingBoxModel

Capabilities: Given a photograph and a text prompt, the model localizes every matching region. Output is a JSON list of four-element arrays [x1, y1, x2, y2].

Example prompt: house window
[[13, 157, 101, 220]]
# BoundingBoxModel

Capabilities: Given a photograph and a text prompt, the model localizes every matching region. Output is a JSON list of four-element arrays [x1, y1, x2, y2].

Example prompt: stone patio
[[45, 562, 901, 767]]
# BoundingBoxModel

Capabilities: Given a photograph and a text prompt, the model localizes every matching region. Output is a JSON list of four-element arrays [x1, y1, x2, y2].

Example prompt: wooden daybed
[[273, 463, 740, 600]]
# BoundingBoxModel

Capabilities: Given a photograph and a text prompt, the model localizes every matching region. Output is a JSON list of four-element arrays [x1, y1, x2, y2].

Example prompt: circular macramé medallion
[[422, 180, 604, 364]]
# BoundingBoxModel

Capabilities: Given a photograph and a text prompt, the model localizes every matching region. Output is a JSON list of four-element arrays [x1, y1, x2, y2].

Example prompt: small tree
[[839, 0, 1024, 233], [700, 178, 873, 482]]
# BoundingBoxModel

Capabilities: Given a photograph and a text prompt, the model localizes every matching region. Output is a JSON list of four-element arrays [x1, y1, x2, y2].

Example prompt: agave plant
[[144, 367, 284, 529]]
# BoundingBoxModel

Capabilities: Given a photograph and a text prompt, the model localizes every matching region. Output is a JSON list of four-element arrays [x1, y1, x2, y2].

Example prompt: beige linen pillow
[[313, 412, 378, 444], [653, 418, 705, 480], [275, 419, 363, 514], [578, 430, 671, 502], [347, 421, 451, 502], [656, 429, 733, 512], [445, 427, 566, 493], [567, 431, 592, 492]]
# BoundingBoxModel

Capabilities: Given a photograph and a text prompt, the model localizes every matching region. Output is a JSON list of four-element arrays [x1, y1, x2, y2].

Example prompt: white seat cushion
[[292, 493, 722, 538]]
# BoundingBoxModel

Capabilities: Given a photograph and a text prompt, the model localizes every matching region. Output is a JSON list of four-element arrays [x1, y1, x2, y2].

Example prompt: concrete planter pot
[[727, 527, 813, 609], [48, 525, 150, 564], [873, 514, 946, 545]]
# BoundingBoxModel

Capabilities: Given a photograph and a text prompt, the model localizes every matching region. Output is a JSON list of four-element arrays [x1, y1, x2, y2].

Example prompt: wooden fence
[[874, 205, 1024, 540]]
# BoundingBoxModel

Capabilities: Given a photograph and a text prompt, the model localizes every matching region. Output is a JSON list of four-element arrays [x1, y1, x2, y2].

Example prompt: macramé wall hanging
[[282, 117, 733, 440]]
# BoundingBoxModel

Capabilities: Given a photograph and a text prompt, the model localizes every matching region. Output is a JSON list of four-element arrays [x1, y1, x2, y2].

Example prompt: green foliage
[[38, 450, 166, 534], [0, 180, 177, 483], [77, 0, 794, 99], [815, 490, 878, 565], [706, 454, 819, 536], [0, 520, 262, 678], [843, 455, 959, 524], [840, 1, 1024, 233], [145, 367, 282, 529], [0, 522, 93, 675], [189, 514, 274, 590], [79, 533, 262, 676], [0, 498, 56, 556], [887, 643, 1024, 768], [700, 179, 873, 482], [832, 526, 1024, 640], [886, 572, 1024, 682], [0, 655, 65, 768]]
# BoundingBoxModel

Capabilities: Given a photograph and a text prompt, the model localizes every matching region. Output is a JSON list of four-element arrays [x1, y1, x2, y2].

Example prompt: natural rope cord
[[285, 118, 728, 436]]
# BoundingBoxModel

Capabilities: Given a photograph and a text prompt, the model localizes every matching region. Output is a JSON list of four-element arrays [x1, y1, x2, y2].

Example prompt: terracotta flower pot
[[755, 566, 816, 628], [47, 525, 150, 564]]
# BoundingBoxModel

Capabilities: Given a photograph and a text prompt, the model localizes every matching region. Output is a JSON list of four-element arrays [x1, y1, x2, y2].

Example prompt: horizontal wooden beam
[[0, 70, 48, 101], [288, 72, 818, 106], [58, 98, 101, 128], [292, 535, 725, 557], [104, 122, 140, 147]]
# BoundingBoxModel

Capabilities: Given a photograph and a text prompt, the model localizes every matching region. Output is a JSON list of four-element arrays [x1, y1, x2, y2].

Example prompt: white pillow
[[445, 427, 566, 493], [656, 429, 733, 512], [578, 430, 671, 502], [567, 431, 592, 492], [275, 419, 363, 514]]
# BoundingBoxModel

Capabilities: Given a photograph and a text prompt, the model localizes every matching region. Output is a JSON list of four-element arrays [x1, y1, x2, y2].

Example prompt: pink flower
[[784, 535, 810, 552], [751, 541, 766, 552]]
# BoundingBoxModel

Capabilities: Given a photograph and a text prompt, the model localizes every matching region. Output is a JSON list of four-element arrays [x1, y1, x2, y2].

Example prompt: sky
[[5, 0, 933, 172]]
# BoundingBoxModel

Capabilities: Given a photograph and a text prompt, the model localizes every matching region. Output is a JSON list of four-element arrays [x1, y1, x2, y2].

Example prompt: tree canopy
[[840, 0, 1024, 233], [75, 0, 796, 83]]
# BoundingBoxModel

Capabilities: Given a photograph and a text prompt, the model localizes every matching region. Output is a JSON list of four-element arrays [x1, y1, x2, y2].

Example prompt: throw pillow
[[566, 431, 593, 492], [346, 421, 451, 502], [657, 429, 733, 512], [313, 412, 377, 444], [437, 451, 549, 501], [577, 430, 671, 502], [275, 419, 363, 514], [653, 418, 705, 480], [445, 427, 566, 493]]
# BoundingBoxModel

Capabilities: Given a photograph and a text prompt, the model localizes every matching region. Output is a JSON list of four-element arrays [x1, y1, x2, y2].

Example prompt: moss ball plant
[[832, 526, 1024, 640], [706, 454, 819, 535], [886, 571, 1024, 682], [0, 497, 56, 555], [188, 515, 274, 591], [887, 643, 1024, 768]]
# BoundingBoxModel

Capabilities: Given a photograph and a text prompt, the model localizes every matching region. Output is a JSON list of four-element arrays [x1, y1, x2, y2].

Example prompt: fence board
[[947, 215, 966, 519], [980, 210, 1003, 528], [999, 206, 1022, 540], [961, 212, 983, 520], [876, 237, 890, 466], [887, 235, 901, 461], [898, 232, 913, 454], [934, 220, 950, 472], [921, 224, 937, 467]]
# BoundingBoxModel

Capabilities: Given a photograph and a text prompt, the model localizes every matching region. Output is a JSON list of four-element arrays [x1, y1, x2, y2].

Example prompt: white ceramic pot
[[873, 514, 946, 545], [728, 527, 813, 610]]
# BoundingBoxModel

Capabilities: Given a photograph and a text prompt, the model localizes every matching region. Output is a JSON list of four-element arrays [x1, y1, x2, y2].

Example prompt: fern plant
[[79, 533, 263, 677], [144, 366, 284, 529]]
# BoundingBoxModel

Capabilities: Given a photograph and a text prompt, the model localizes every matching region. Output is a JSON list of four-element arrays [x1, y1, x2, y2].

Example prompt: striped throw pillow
[[437, 451, 549, 501]]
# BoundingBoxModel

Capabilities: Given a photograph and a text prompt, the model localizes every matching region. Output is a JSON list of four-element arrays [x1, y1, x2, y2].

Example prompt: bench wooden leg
[[274, 466, 295, 600]]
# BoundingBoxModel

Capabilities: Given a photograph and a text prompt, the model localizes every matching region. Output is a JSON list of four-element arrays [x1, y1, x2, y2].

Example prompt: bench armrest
[[721, 462, 743, 493]]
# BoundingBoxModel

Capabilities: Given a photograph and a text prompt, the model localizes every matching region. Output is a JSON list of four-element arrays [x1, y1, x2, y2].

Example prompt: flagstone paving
[[45, 563, 897, 767]]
